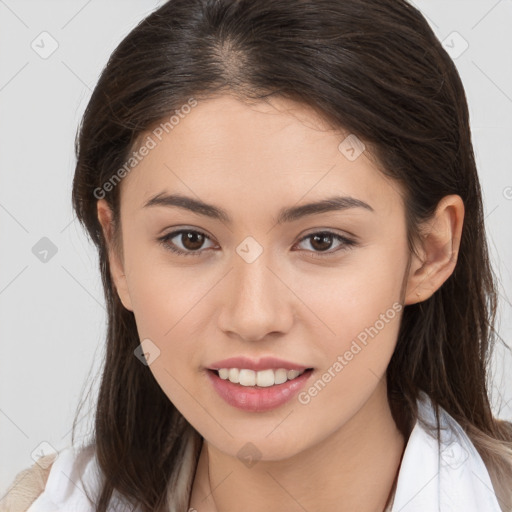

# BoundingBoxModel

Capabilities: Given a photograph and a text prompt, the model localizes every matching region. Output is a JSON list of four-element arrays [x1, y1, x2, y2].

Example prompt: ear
[[404, 194, 464, 305], [96, 199, 134, 312]]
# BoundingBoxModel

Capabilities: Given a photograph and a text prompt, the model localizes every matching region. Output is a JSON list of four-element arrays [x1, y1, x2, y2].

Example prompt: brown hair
[[70, 0, 512, 510]]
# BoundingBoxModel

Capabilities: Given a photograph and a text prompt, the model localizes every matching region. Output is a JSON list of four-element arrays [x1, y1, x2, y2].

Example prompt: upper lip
[[207, 356, 312, 371]]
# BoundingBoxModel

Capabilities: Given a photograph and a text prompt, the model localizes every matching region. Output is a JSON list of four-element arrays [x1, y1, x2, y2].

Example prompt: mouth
[[207, 367, 315, 388], [206, 367, 315, 412]]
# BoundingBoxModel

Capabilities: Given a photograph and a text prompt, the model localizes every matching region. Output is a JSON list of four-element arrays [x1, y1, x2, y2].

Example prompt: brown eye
[[157, 229, 357, 259], [180, 231, 206, 250], [309, 233, 336, 251], [158, 229, 215, 256], [295, 231, 357, 258]]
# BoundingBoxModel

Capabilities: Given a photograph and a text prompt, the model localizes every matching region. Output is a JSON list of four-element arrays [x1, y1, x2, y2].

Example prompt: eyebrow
[[143, 192, 374, 224]]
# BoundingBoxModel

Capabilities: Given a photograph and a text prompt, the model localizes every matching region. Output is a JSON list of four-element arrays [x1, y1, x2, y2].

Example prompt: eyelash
[[157, 229, 357, 259]]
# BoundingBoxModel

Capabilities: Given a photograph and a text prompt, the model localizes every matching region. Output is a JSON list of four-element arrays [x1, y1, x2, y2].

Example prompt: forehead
[[118, 95, 402, 218]]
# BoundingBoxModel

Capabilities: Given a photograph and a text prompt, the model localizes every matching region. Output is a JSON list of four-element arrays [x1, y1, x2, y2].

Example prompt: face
[[98, 94, 418, 461]]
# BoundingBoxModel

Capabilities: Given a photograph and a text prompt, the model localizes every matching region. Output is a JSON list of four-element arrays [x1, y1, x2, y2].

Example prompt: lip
[[207, 356, 311, 371], [206, 368, 314, 412]]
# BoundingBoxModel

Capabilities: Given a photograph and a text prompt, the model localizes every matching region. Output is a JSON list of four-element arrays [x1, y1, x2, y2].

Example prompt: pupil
[[183, 232, 204, 250], [311, 233, 332, 251]]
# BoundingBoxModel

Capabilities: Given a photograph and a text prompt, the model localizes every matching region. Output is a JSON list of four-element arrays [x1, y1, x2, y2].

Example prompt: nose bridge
[[236, 249, 273, 304], [218, 238, 291, 340]]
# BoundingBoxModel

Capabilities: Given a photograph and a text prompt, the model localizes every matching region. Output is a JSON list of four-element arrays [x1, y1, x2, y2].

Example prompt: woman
[[3, 0, 512, 511]]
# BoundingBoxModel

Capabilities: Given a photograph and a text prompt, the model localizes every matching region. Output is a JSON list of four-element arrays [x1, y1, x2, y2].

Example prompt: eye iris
[[182, 231, 204, 250], [310, 233, 333, 251]]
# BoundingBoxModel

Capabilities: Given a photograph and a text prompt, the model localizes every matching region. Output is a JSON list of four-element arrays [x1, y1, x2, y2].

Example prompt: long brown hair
[[70, 0, 512, 510]]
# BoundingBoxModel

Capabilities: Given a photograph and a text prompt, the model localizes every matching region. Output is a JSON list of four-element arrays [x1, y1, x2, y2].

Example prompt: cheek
[[128, 268, 206, 364], [123, 232, 196, 329], [120, 237, 204, 376], [299, 244, 405, 328], [125, 259, 208, 419], [294, 245, 406, 382]]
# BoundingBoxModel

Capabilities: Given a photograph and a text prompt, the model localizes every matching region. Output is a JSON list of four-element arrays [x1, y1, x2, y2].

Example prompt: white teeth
[[239, 369, 256, 386], [287, 370, 301, 380], [228, 368, 239, 382], [256, 369, 274, 387], [218, 368, 230, 380], [274, 369, 288, 385], [216, 368, 307, 387]]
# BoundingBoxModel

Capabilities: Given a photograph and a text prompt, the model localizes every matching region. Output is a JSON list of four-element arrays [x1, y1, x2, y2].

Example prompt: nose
[[217, 250, 294, 342]]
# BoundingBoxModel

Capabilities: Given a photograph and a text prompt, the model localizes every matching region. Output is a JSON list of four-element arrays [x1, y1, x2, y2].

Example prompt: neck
[[189, 382, 406, 512]]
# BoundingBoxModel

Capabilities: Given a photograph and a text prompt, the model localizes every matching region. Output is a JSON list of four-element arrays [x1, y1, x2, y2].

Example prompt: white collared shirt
[[391, 391, 502, 511], [27, 391, 503, 511]]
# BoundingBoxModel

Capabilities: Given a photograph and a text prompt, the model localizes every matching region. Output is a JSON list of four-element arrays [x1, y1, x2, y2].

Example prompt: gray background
[[1, 0, 511, 496]]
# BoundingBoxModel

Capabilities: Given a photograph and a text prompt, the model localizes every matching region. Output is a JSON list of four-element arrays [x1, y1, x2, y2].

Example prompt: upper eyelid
[[161, 225, 356, 238]]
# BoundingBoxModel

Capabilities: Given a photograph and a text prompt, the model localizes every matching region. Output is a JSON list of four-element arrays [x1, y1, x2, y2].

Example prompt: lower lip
[[206, 369, 314, 412]]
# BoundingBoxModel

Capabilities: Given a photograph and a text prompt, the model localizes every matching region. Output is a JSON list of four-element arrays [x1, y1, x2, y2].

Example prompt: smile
[[216, 367, 308, 387], [206, 368, 314, 412]]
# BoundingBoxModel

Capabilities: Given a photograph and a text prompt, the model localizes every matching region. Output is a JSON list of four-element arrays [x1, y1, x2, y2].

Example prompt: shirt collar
[[391, 391, 502, 511]]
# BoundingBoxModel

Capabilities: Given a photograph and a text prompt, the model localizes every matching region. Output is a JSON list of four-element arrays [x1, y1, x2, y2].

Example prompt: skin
[[97, 94, 464, 512]]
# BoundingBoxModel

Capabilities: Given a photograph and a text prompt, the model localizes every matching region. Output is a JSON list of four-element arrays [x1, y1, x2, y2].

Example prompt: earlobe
[[96, 199, 134, 312], [404, 195, 464, 305]]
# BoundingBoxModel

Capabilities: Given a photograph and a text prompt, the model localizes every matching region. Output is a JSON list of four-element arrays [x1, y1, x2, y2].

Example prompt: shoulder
[[0, 453, 57, 512]]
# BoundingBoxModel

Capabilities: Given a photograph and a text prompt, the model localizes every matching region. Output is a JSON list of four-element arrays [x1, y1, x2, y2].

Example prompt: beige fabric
[[0, 454, 56, 512]]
